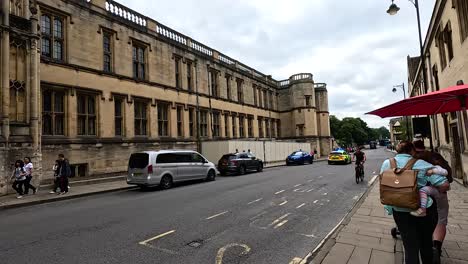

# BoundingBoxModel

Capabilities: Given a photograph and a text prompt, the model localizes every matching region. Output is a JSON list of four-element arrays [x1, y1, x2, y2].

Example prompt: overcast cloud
[[120, 0, 436, 128]]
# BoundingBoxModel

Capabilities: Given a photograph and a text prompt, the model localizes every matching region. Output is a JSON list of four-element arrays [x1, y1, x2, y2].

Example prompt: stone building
[[0, 0, 331, 194], [407, 0, 468, 184]]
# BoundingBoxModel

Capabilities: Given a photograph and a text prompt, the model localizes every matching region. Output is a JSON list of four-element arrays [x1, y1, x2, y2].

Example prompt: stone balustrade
[[105, 1, 147, 27]]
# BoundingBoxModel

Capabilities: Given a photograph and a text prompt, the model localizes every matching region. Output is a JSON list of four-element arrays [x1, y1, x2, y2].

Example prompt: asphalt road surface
[[0, 148, 392, 264]]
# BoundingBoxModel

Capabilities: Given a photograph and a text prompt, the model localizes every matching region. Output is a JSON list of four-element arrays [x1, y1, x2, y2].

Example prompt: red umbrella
[[366, 84, 468, 117]]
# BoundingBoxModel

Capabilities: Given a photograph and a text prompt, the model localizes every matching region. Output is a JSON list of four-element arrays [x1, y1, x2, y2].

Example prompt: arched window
[[9, 0, 23, 16], [9, 80, 26, 123]]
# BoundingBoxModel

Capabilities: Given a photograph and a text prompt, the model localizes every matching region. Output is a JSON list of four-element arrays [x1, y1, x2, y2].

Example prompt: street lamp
[[392, 83, 410, 140], [387, 0, 434, 150]]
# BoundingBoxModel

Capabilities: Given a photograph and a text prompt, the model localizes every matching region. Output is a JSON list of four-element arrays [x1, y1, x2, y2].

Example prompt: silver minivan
[[127, 150, 217, 189]]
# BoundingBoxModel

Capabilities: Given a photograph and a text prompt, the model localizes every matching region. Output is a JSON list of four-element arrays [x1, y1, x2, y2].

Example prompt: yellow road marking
[[296, 203, 306, 209], [274, 219, 288, 229], [138, 230, 175, 246], [275, 190, 285, 194], [279, 200, 288, 206], [248, 198, 263, 205], [289, 257, 303, 264], [206, 211, 229, 220]]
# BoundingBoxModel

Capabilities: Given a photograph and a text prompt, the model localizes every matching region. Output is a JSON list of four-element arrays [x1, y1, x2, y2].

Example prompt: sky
[[119, 0, 436, 129]]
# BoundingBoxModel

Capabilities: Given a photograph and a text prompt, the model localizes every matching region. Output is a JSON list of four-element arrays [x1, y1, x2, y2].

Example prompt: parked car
[[328, 150, 352, 165], [217, 152, 263, 175], [127, 150, 217, 189], [369, 141, 377, 149], [286, 151, 313, 165]]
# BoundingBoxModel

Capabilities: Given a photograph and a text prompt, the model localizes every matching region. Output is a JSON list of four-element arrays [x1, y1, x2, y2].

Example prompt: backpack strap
[[389, 158, 397, 169], [403, 158, 418, 170]]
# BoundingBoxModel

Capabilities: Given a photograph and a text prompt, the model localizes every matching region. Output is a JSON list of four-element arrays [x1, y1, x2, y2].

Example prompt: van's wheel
[[239, 166, 246, 175], [257, 163, 263, 172], [160, 175, 173, 190], [206, 170, 216, 181]]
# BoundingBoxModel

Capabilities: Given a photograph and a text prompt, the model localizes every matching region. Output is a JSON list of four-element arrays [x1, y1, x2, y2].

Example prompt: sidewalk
[[310, 181, 468, 264], [0, 180, 133, 210]]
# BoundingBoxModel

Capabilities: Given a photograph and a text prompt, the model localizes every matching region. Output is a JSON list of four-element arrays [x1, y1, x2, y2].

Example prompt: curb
[[0, 186, 136, 210], [300, 175, 380, 264]]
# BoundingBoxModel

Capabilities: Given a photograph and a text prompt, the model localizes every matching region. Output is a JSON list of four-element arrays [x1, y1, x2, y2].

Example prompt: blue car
[[286, 151, 313, 165]]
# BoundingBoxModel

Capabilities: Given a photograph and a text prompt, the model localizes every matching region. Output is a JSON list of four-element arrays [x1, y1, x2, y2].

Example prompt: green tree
[[329, 116, 388, 146]]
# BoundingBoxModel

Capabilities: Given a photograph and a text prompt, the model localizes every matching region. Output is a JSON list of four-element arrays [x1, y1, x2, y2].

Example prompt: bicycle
[[355, 161, 364, 184]]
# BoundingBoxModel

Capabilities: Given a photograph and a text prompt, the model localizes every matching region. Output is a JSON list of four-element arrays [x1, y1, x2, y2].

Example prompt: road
[[0, 148, 391, 264]]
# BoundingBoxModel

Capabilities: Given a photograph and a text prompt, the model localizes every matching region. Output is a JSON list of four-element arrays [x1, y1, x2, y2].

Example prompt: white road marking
[[279, 200, 288, 206], [372, 171, 376, 174], [319, 176, 323, 178], [323, 192, 328, 195], [206, 211, 229, 220], [299, 233, 316, 238], [294, 184, 302, 187], [368, 175, 378, 186], [306, 189, 314, 192], [353, 195, 359, 200], [216, 243, 251, 264], [250, 211, 267, 220], [313, 200, 318, 204], [296, 203, 306, 209], [269, 213, 290, 227], [274, 219, 288, 229], [319, 203, 324, 206], [308, 179, 314, 182], [275, 190, 285, 195], [139, 230, 176, 246], [248, 198, 263, 205]]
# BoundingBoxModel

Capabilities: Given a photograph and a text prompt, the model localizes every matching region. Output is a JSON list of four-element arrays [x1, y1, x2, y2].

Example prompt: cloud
[[119, 0, 436, 128]]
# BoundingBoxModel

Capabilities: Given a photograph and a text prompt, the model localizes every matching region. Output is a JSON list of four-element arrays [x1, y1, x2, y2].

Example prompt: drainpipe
[[1, 0, 10, 141], [195, 60, 201, 153]]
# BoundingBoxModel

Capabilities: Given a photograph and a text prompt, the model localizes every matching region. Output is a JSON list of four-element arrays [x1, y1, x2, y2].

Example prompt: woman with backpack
[[10, 160, 27, 198], [380, 141, 450, 264]]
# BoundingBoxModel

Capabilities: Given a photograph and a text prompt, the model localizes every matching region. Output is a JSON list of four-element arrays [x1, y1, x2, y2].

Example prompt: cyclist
[[353, 147, 366, 177]]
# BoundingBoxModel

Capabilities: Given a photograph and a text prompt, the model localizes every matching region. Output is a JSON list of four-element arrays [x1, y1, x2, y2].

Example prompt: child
[[11, 160, 27, 199], [410, 165, 448, 217], [49, 160, 61, 194]]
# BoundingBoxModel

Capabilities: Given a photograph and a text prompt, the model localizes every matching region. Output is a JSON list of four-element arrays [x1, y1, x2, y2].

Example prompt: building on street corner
[[0, 0, 331, 195], [407, 0, 468, 184]]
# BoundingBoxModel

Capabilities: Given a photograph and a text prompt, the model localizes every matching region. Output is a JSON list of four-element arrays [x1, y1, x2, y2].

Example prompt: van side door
[[191, 153, 208, 179], [155, 153, 179, 182], [175, 153, 194, 181]]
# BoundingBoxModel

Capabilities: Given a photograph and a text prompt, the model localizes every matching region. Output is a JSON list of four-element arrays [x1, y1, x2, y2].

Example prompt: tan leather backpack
[[380, 158, 419, 210]]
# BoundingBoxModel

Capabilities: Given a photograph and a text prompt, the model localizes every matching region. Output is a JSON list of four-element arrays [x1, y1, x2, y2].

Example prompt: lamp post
[[392, 83, 411, 140], [387, 0, 434, 150]]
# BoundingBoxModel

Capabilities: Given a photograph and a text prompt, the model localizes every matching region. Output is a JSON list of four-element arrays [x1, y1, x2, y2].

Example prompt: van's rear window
[[129, 153, 149, 169]]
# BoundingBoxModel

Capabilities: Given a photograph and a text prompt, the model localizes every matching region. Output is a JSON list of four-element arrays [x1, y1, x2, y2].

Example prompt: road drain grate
[[187, 240, 203, 248]]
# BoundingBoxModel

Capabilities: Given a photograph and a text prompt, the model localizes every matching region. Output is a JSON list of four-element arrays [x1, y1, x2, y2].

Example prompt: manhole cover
[[187, 240, 203, 248]]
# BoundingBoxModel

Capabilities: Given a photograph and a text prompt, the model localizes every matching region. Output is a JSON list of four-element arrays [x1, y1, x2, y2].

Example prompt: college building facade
[[0, 0, 331, 194], [407, 0, 468, 184]]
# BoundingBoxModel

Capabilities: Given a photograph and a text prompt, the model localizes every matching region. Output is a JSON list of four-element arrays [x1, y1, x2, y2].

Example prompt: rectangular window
[[269, 91, 274, 109], [158, 103, 169, 137], [132, 45, 146, 80], [271, 120, 276, 138], [42, 90, 65, 135], [277, 120, 281, 138], [212, 112, 220, 137], [177, 106, 183, 137], [265, 119, 270, 138], [224, 114, 230, 138], [276, 93, 279, 111], [443, 114, 450, 143], [232, 116, 237, 138], [437, 30, 447, 69], [455, 0, 468, 41], [305, 95, 311, 106], [432, 65, 440, 91], [103, 32, 113, 72], [297, 124, 304, 136], [200, 111, 208, 137], [248, 118, 253, 138], [134, 101, 147, 136], [237, 79, 244, 103], [253, 84, 257, 106], [226, 75, 232, 100], [114, 98, 123, 136], [445, 24, 454, 61], [175, 57, 181, 89], [187, 61, 193, 91], [263, 90, 268, 109], [239, 116, 245, 138], [258, 119, 264, 138], [258, 88, 262, 108], [209, 71, 218, 97], [41, 14, 64, 60], [77, 94, 96, 136], [189, 108, 195, 137]]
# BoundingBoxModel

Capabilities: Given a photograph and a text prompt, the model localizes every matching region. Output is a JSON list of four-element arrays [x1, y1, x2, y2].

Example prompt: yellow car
[[328, 150, 352, 165]]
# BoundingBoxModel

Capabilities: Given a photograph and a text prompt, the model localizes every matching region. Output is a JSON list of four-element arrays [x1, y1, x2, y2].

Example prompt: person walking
[[381, 141, 450, 264], [11, 160, 27, 199], [413, 140, 453, 263], [49, 160, 61, 194], [58, 154, 71, 194], [23, 157, 37, 195]]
